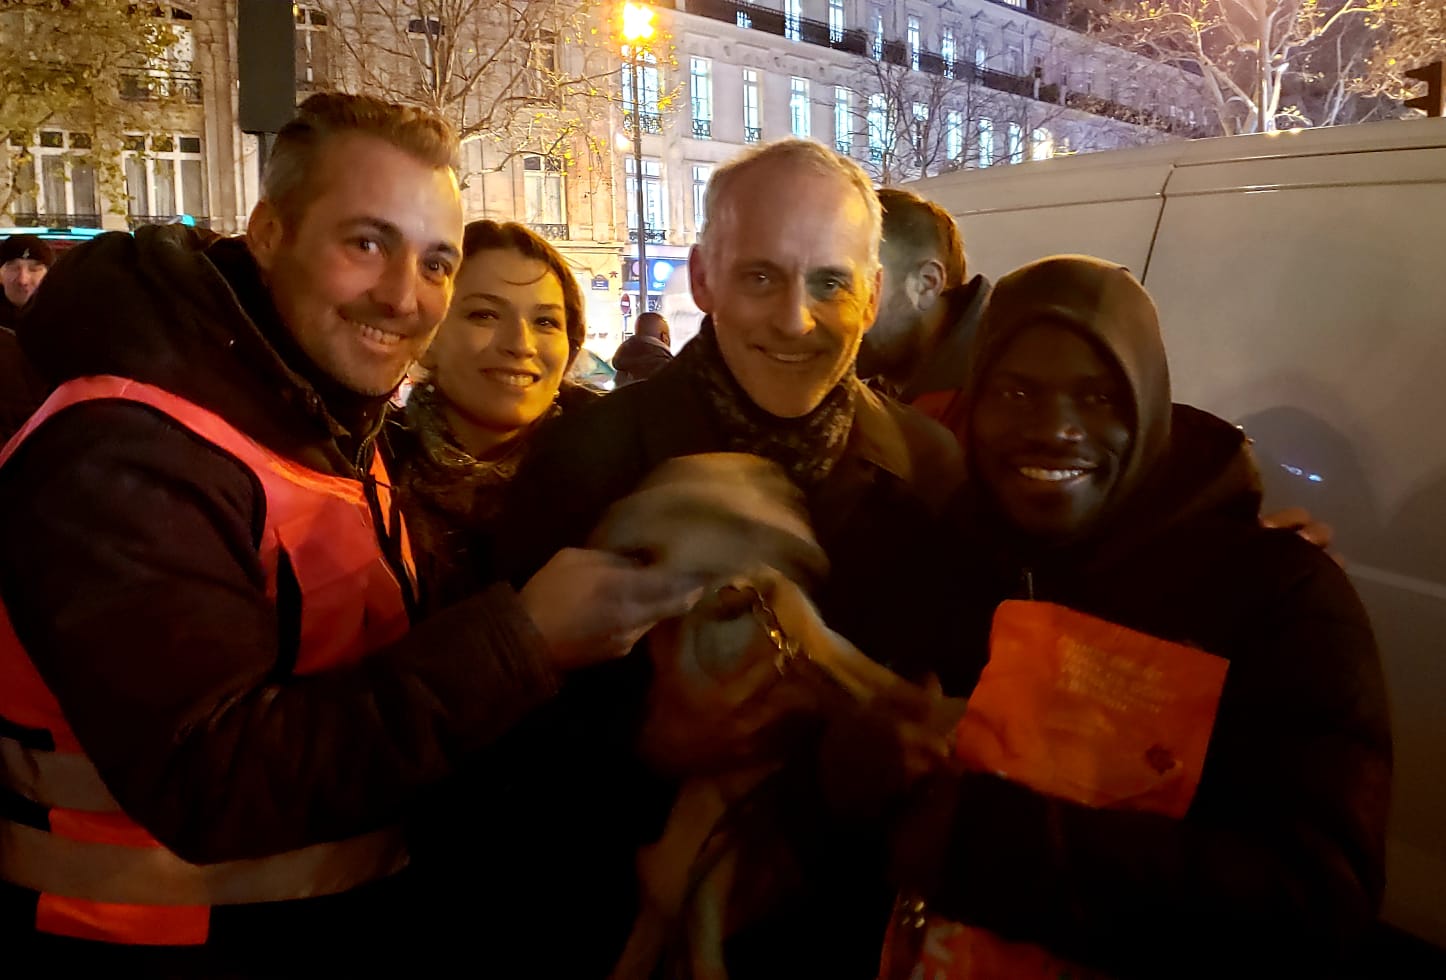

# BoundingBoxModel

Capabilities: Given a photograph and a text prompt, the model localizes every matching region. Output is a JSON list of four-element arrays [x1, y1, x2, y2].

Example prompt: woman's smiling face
[[426, 247, 572, 455]]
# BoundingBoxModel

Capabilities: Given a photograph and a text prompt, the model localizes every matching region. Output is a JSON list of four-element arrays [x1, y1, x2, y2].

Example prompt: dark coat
[[889, 257, 1392, 978], [0, 228, 558, 971], [0, 325, 48, 446], [611, 333, 674, 386], [900, 272, 991, 418], [414, 350, 964, 977]]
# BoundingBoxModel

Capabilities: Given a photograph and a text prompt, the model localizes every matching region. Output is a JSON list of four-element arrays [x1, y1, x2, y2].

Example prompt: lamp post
[[622, 2, 655, 317]]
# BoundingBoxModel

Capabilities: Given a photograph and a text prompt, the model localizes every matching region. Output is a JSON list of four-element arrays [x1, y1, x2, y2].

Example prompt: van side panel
[[1146, 151, 1446, 946], [958, 200, 1163, 282]]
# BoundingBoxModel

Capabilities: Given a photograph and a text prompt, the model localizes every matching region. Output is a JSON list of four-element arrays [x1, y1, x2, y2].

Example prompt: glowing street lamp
[[622, 2, 655, 318]]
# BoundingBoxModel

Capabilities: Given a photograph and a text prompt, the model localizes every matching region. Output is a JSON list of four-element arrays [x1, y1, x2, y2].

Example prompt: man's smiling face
[[249, 131, 464, 396], [689, 164, 880, 419]]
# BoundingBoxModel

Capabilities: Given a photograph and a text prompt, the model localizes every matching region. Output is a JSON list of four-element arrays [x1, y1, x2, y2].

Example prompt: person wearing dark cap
[[0, 234, 55, 442], [611, 310, 674, 386], [0, 234, 54, 329], [825, 255, 1392, 979]]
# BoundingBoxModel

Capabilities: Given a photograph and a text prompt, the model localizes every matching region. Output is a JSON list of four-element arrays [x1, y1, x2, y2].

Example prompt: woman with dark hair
[[386, 220, 597, 608]]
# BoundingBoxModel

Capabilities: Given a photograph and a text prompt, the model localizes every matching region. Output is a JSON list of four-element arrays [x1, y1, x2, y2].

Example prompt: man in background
[[612, 310, 674, 386]]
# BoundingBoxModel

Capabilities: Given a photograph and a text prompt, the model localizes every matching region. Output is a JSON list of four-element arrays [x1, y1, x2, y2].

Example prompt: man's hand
[[1262, 506, 1344, 566], [520, 548, 707, 672]]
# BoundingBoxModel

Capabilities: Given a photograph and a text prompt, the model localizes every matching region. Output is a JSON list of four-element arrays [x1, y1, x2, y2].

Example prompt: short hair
[[878, 187, 966, 289], [634, 311, 668, 339], [461, 220, 585, 360], [261, 92, 457, 229], [700, 139, 882, 267]]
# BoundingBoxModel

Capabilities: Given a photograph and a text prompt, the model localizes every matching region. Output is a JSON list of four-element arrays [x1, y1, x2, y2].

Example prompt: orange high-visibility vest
[[0, 375, 416, 946]]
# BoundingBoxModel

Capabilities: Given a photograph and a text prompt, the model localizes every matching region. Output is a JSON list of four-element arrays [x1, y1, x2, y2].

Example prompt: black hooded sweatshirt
[[0, 228, 558, 965], [890, 256, 1392, 978]]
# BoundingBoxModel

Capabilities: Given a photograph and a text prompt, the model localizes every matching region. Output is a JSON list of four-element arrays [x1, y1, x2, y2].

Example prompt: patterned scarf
[[396, 382, 559, 534], [674, 321, 857, 487]]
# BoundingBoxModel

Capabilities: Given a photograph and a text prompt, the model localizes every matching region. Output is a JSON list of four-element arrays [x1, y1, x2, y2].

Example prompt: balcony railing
[[835, 140, 852, 156], [687, 0, 869, 55], [10, 212, 101, 229], [119, 70, 203, 104], [692, 118, 712, 139], [530, 223, 570, 241], [624, 111, 664, 135], [628, 228, 667, 244], [678, 0, 1209, 139], [744, 126, 761, 144]]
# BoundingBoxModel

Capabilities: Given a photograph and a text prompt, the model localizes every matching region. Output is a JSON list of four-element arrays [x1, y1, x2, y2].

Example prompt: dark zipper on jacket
[[356, 434, 419, 621]]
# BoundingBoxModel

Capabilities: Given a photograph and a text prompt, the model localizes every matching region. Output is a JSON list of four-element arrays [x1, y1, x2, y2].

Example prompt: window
[[1006, 44, 1023, 77], [621, 51, 662, 132], [295, 6, 330, 90], [867, 92, 889, 162], [790, 77, 811, 138], [1031, 127, 1054, 161], [829, 0, 845, 45], [743, 69, 761, 143], [977, 118, 993, 167], [941, 27, 956, 79], [946, 110, 963, 161], [871, 5, 884, 61], [911, 101, 929, 141], [691, 58, 713, 139], [692, 164, 713, 237], [407, 16, 444, 73], [123, 132, 206, 221], [625, 156, 666, 235], [528, 29, 558, 76], [9, 130, 99, 224], [785, 0, 802, 42], [522, 154, 566, 227], [1006, 122, 1024, 164], [907, 16, 921, 71], [974, 39, 988, 71], [834, 87, 852, 155]]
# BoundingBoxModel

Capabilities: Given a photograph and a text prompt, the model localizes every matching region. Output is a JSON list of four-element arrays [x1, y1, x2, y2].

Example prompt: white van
[[910, 118, 1446, 952]]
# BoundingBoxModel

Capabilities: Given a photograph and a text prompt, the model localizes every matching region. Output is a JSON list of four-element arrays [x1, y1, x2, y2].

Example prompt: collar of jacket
[[18, 226, 388, 476], [900, 274, 992, 404]]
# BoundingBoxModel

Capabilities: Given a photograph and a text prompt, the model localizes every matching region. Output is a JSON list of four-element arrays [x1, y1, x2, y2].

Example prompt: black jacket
[[611, 333, 674, 386], [0, 325, 47, 445], [0, 228, 558, 970], [417, 349, 964, 977], [890, 257, 1392, 978]]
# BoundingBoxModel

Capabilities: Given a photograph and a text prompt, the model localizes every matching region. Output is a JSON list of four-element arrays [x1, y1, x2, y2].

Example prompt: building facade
[[612, 0, 1215, 342], [3, 0, 1214, 352]]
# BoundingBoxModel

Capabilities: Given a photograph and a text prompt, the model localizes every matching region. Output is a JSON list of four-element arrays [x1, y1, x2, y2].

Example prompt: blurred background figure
[[0, 234, 55, 443], [612, 310, 673, 387], [0, 234, 54, 329]]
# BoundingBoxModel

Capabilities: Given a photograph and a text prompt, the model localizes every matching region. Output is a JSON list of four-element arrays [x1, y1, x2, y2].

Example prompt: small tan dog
[[591, 454, 963, 980]]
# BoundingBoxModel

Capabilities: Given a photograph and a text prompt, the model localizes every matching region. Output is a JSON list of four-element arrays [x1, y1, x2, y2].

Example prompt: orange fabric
[[0, 376, 412, 946], [879, 601, 1229, 980], [36, 896, 209, 946], [908, 389, 961, 428]]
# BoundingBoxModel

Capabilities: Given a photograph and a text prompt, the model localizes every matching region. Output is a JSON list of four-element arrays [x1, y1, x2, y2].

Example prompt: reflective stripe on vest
[[0, 376, 415, 946]]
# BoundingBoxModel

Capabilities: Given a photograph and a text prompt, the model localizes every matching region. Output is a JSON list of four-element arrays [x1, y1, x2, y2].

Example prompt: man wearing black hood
[[831, 255, 1392, 977], [0, 94, 700, 973]]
